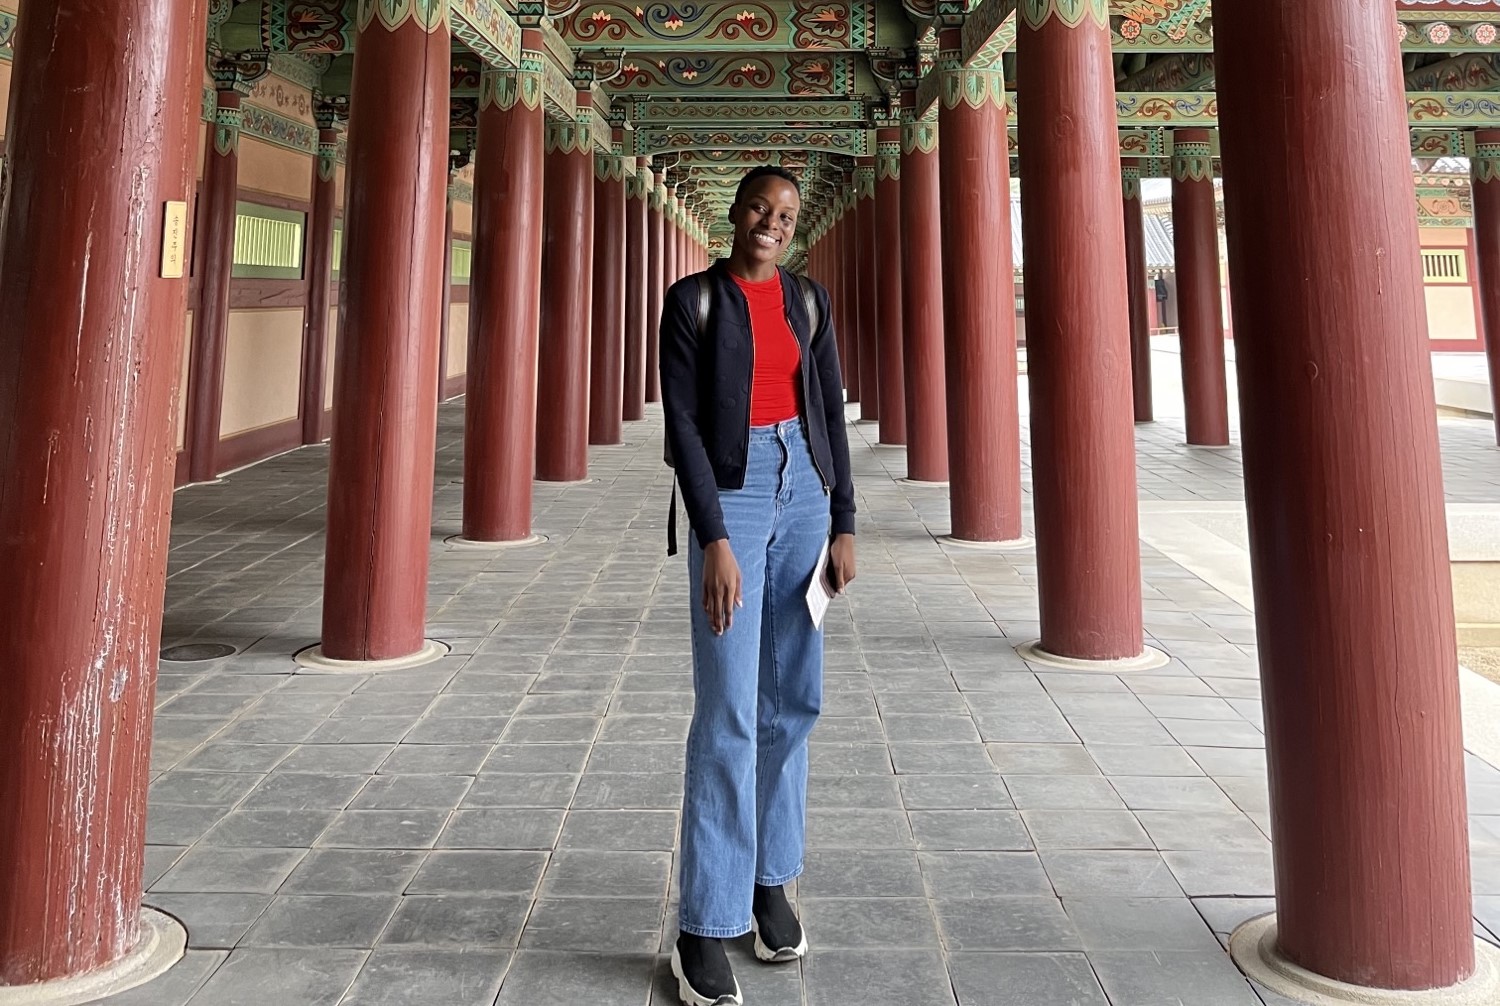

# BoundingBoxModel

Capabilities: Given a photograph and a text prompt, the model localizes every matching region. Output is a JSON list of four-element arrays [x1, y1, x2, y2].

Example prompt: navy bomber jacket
[[660, 261, 856, 551]]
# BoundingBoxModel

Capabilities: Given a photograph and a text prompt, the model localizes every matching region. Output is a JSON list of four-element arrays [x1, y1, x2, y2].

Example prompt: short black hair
[[733, 165, 800, 206]]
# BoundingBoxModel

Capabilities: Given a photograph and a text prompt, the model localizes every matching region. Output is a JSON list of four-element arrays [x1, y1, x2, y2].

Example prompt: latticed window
[[232, 202, 304, 280], [451, 239, 472, 285], [1420, 248, 1468, 285]]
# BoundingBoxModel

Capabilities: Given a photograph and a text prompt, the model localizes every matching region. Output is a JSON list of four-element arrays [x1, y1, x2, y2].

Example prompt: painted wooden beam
[[555, 0, 879, 52]]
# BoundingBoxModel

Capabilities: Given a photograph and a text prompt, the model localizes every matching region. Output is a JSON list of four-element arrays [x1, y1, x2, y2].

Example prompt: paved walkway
[[103, 360, 1500, 1006]]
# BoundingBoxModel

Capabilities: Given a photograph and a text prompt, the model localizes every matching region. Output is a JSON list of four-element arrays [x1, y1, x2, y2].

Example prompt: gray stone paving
[[96, 400, 1500, 1005]]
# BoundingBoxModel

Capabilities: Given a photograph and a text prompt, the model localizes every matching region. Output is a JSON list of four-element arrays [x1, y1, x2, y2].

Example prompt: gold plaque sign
[[161, 200, 187, 279]]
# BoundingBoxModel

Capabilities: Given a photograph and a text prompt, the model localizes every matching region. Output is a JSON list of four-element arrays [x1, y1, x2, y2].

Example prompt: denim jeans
[[679, 419, 831, 938]]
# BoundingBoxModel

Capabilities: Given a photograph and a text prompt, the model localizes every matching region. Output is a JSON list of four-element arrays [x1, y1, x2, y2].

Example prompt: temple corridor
[[96, 386, 1500, 1006]]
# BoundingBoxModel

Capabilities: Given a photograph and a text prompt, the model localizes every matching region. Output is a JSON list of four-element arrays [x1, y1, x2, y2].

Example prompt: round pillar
[[623, 162, 649, 421], [0, 0, 205, 985], [876, 128, 906, 445], [840, 198, 861, 402], [1017, 6, 1147, 660], [184, 78, 244, 483], [1172, 129, 1230, 446], [589, 152, 626, 446], [301, 118, 340, 445], [536, 105, 595, 482], [646, 172, 664, 403], [902, 106, 948, 482], [1122, 158, 1153, 423], [855, 161, 880, 422], [937, 44, 1024, 544], [462, 54, 545, 543], [1472, 133, 1500, 445], [1217, 0, 1478, 993], [320, 0, 450, 662]]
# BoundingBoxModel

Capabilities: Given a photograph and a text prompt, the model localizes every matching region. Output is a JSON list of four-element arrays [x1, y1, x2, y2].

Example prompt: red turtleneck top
[[731, 271, 802, 426]]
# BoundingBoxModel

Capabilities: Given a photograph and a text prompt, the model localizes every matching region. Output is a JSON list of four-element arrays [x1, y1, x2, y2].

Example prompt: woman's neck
[[726, 253, 778, 284]]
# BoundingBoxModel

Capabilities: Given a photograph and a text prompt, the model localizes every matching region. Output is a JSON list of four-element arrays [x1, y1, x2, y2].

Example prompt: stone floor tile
[[239, 772, 370, 811], [408, 850, 549, 895], [177, 743, 294, 774], [933, 897, 1081, 952], [1138, 810, 1271, 852], [582, 742, 680, 774], [799, 850, 927, 898], [809, 742, 898, 774], [803, 949, 958, 1006], [349, 773, 472, 810], [1109, 775, 1240, 812], [276, 743, 396, 775], [1161, 718, 1265, 748], [1022, 810, 1154, 850], [339, 948, 509, 1006], [946, 952, 1108, 1006], [1192, 897, 1277, 936], [800, 897, 942, 948], [97, 949, 228, 1006], [381, 894, 531, 948], [807, 773, 904, 809], [185, 948, 367, 1006], [199, 809, 340, 848], [1086, 744, 1205, 777], [541, 850, 672, 898], [806, 808, 915, 849], [1088, 949, 1263, 1006], [1003, 775, 1123, 810], [897, 774, 1013, 810], [315, 809, 451, 850], [1163, 850, 1277, 897], [559, 810, 680, 851], [281, 850, 427, 895], [986, 744, 1099, 775], [917, 852, 1054, 899], [149, 770, 265, 807], [146, 804, 236, 846], [240, 894, 399, 948], [498, 951, 657, 1006], [908, 810, 1032, 851], [152, 845, 307, 894], [438, 809, 566, 849], [1064, 897, 1223, 950], [521, 897, 663, 952], [1039, 850, 1185, 898], [145, 892, 273, 949], [462, 773, 580, 807], [379, 743, 492, 775]]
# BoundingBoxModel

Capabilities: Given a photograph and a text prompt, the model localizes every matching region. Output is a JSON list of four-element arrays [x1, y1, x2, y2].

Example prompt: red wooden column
[[462, 49, 545, 544], [185, 60, 260, 483], [646, 169, 665, 403], [937, 42, 1023, 544], [664, 189, 679, 294], [1122, 157, 1153, 423], [535, 100, 595, 482], [437, 188, 454, 401], [1471, 134, 1500, 444], [854, 160, 880, 422], [1171, 129, 1229, 446], [840, 193, 861, 402], [317, 0, 449, 666], [623, 164, 649, 421], [589, 150, 626, 446], [875, 127, 906, 445], [0, 0, 205, 987], [1218, 2, 1482, 996], [1017, 6, 1151, 663], [901, 103, 948, 483], [300, 109, 341, 445]]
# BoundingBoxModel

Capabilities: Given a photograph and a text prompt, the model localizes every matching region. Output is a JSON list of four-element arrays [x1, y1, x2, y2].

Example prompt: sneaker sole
[[750, 915, 808, 963], [670, 945, 743, 1006]]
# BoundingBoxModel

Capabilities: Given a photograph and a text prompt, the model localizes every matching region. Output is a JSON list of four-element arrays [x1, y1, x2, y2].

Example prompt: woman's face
[[730, 176, 801, 268]]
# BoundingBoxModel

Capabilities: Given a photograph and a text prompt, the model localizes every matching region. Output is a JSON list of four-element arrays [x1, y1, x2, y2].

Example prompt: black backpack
[[664, 270, 820, 554]]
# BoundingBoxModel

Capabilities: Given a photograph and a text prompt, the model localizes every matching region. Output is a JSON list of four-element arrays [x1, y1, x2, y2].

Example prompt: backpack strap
[[668, 275, 714, 557], [794, 273, 819, 337]]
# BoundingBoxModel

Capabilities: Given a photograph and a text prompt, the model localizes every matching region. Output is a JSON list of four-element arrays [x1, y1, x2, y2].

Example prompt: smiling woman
[[657, 166, 857, 1006]]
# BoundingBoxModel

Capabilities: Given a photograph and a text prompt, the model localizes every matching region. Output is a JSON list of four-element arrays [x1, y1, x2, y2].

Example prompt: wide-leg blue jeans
[[679, 419, 830, 938]]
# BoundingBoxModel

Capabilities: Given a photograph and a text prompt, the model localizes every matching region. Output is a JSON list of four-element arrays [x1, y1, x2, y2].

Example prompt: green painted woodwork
[[940, 66, 1006, 111], [558, 1, 874, 52], [450, 238, 473, 283], [355, 0, 449, 34], [1121, 162, 1141, 201], [233, 201, 306, 280], [213, 104, 244, 156], [1474, 143, 1500, 186], [481, 51, 545, 110], [1020, 0, 1106, 31], [628, 99, 867, 126], [1170, 139, 1212, 182]]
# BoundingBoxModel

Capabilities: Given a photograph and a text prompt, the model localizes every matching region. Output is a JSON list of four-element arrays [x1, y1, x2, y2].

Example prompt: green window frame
[[451, 238, 472, 285], [232, 201, 305, 280], [331, 222, 343, 281]]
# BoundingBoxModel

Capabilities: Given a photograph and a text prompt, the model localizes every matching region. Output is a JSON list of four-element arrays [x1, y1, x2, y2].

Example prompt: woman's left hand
[[827, 534, 857, 594]]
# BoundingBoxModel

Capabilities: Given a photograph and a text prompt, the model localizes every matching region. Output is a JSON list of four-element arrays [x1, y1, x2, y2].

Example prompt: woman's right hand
[[702, 540, 743, 635]]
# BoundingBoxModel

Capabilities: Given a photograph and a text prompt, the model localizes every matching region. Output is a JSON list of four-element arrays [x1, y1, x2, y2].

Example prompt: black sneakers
[[671, 933, 743, 1006], [750, 883, 808, 963]]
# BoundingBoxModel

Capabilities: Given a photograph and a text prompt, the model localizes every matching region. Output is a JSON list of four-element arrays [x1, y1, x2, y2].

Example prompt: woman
[[659, 165, 856, 1005]]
